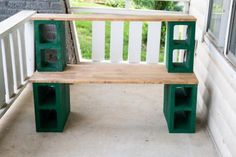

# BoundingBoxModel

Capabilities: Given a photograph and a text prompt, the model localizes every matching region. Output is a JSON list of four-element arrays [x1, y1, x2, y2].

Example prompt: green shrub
[[132, 0, 183, 58], [76, 0, 183, 62], [132, 0, 182, 11], [104, 0, 125, 8]]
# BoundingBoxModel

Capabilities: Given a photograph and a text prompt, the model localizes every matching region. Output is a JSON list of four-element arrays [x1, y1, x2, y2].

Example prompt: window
[[207, 0, 236, 66], [227, 1, 236, 65], [207, 0, 231, 51]]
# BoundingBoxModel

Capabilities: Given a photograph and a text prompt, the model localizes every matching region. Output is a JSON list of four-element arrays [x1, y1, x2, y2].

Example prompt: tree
[[132, 0, 182, 11], [132, 0, 182, 47]]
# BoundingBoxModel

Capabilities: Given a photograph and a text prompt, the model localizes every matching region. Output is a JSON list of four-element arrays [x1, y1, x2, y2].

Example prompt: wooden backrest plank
[[31, 13, 196, 22]]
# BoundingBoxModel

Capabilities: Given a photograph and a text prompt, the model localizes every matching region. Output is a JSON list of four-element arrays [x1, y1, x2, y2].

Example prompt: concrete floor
[[0, 84, 218, 157]]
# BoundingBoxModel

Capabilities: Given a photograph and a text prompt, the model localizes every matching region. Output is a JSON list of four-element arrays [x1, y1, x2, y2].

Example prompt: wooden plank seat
[[29, 63, 198, 84]]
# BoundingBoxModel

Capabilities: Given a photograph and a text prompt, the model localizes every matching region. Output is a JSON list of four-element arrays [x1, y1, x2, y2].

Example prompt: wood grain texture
[[29, 63, 198, 84], [31, 13, 196, 22]]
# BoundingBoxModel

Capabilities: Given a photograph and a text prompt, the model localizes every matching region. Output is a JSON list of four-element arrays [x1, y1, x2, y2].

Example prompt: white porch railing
[[0, 11, 35, 117], [70, 5, 188, 64]]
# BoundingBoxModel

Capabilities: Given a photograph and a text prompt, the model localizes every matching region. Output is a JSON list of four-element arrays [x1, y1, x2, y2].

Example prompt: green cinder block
[[33, 83, 70, 132], [166, 21, 196, 73], [163, 84, 197, 133], [35, 21, 66, 71]]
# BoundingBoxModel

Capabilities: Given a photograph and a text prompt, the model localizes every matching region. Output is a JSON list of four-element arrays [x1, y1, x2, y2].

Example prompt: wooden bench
[[30, 12, 198, 133]]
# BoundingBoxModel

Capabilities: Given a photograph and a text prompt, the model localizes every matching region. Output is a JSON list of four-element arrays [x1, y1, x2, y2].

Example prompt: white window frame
[[206, 0, 232, 52], [225, 0, 236, 65], [205, 0, 236, 68]]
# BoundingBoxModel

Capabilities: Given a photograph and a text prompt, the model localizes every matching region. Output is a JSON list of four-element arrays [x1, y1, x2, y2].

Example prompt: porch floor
[[0, 84, 218, 157]]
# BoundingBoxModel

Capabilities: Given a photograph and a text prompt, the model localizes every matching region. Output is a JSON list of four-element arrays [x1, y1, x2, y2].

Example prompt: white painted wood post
[[125, 0, 131, 8], [110, 22, 124, 63], [16, 28, 25, 84], [9, 33, 18, 92], [17, 28, 26, 84], [11, 31, 22, 89], [128, 22, 143, 63], [146, 22, 162, 64], [18, 26, 28, 81], [92, 21, 105, 62], [1, 37, 14, 103], [24, 21, 35, 77], [183, 1, 189, 14], [71, 21, 82, 62], [0, 37, 6, 107]]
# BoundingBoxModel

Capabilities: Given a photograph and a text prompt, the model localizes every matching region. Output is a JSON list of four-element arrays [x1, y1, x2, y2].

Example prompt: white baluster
[[9, 33, 18, 92], [128, 22, 142, 63], [24, 21, 35, 76], [92, 21, 105, 62], [110, 22, 124, 63], [146, 22, 162, 64], [18, 26, 28, 80], [1, 38, 13, 103], [0, 37, 6, 107]]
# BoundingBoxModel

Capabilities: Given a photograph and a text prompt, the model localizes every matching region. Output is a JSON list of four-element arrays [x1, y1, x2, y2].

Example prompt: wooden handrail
[[0, 11, 36, 37], [31, 13, 196, 22]]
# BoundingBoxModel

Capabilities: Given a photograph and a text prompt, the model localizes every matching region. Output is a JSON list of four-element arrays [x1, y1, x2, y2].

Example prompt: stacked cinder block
[[164, 22, 197, 133], [35, 21, 66, 71], [33, 21, 70, 132]]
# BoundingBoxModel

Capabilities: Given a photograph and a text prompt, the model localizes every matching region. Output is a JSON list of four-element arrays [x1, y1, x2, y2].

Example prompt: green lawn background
[[72, 1, 164, 62]]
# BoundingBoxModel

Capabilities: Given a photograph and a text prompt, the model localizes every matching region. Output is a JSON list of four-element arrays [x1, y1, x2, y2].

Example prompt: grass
[[72, 0, 165, 62], [75, 21, 129, 60], [75, 21, 92, 59]]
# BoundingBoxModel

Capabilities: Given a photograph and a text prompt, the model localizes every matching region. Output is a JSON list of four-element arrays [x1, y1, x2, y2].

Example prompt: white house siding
[[190, 0, 236, 157]]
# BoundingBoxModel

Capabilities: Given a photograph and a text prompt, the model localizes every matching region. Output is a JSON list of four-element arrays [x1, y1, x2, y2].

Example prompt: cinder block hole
[[38, 85, 56, 106], [39, 109, 57, 129], [39, 24, 57, 43], [172, 49, 188, 63], [175, 87, 192, 107], [174, 111, 191, 130], [173, 25, 188, 40], [40, 49, 58, 68]]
